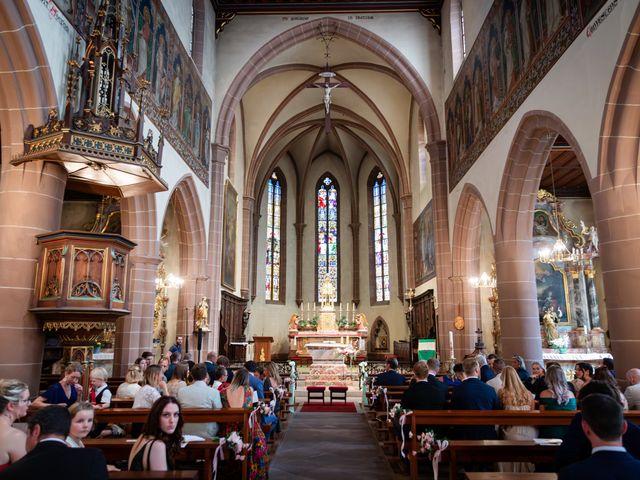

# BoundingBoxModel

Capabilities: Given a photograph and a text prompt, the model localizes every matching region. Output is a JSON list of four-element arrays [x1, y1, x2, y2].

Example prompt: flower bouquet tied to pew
[[414, 429, 449, 480], [213, 430, 251, 480]]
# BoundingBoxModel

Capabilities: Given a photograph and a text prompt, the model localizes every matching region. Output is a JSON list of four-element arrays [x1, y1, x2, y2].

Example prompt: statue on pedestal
[[195, 297, 210, 331], [289, 313, 299, 331], [356, 312, 368, 330], [543, 306, 559, 345]]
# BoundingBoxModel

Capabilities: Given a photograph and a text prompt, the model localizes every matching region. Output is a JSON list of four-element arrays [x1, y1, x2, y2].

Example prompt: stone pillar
[[114, 254, 161, 375], [240, 194, 255, 299], [592, 188, 640, 377], [426, 141, 456, 359], [349, 222, 361, 305], [0, 161, 67, 391], [494, 239, 543, 365], [206, 145, 228, 352]]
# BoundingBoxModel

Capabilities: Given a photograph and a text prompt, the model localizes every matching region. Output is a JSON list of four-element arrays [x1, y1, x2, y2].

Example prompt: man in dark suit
[[401, 359, 448, 411], [450, 357, 500, 440], [478, 354, 495, 382], [559, 393, 640, 479], [205, 351, 218, 383], [0, 405, 107, 480], [374, 357, 406, 386]]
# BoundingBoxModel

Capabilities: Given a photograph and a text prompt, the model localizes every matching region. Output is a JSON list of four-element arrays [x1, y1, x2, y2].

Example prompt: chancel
[[1, 0, 640, 479]]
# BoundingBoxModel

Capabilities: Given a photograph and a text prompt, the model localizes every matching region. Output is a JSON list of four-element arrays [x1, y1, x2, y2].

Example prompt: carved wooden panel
[[40, 247, 66, 300], [110, 249, 127, 304], [69, 248, 105, 299], [219, 291, 248, 361], [412, 289, 437, 340]]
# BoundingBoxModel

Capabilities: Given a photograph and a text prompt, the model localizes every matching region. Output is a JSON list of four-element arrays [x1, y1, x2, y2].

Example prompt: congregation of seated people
[[0, 348, 288, 479], [374, 352, 640, 477]]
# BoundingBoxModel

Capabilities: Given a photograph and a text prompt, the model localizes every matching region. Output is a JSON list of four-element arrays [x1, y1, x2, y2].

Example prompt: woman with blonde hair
[[133, 365, 168, 409], [0, 379, 30, 470], [539, 365, 576, 438], [498, 366, 537, 472], [116, 365, 143, 398]]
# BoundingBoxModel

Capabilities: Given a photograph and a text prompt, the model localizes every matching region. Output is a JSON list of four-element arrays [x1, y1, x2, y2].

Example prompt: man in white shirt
[[177, 364, 223, 439], [487, 358, 505, 393], [624, 368, 640, 410]]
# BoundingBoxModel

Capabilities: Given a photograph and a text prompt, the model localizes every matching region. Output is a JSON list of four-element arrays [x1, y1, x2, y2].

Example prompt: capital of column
[[294, 222, 306, 235], [400, 193, 412, 209], [129, 254, 163, 266], [348, 222, 361, 234], [211, 144, 230, 165]]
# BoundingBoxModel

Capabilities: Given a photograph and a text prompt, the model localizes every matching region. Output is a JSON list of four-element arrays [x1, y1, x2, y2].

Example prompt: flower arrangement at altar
[[336, 315, 357, 330], [550, 336, 569, 353], [414, 430, 449, 480], [298, 316, 318, 330]]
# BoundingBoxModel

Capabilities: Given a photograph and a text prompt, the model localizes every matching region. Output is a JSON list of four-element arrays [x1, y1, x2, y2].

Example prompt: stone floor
[[270, 411, 396, 479]]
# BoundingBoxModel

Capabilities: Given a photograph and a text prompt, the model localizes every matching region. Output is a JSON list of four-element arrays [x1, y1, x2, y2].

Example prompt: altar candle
[[449, 331, 455, 359], [584, 325, 588, 336]]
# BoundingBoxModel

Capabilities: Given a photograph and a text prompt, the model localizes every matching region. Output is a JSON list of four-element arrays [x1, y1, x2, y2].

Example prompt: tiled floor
[[270, 411, 396, 479]]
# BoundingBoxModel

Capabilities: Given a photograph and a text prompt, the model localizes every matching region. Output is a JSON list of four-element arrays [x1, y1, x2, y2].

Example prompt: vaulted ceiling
[[238, 32, 420, 206]]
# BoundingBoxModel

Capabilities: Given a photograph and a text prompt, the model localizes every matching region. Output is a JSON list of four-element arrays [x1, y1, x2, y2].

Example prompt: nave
[[271, 411, 395, 480]]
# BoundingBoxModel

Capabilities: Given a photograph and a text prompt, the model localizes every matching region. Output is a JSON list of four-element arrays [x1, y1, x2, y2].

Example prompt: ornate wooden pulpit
[[253, 336, 274, 362]]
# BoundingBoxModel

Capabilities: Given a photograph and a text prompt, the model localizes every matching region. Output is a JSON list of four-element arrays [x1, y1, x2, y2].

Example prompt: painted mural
[[222, 181, 238, 290], [446, 0, 607, 190], [54, 0, 212, 185], [413, 201, 436, 286]]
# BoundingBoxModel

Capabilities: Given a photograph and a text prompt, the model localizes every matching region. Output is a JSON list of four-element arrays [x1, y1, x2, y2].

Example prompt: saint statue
[[543, 307, 559, 345], [356, 312, 368, 330], [289, 313, 299, 331], [195, 297, 210, 331]]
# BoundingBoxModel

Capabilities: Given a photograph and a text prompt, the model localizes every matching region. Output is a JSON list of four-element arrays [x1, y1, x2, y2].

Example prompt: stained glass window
[[265, 171, 283, 301], [317, 175, 339, 303], [372, 172, 390, 302]]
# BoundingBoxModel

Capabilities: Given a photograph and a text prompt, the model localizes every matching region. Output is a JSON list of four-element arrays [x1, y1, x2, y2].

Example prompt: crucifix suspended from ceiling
[[307, 26, 350, 134]]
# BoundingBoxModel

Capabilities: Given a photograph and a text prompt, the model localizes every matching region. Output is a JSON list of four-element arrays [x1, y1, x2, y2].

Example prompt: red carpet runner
[[300, 402, 357, 413]]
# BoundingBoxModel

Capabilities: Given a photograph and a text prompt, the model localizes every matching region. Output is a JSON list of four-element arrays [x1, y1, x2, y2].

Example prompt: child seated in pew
[[115, 366, 143, 399], [128, 396, 184, 471], [66, 401, 119, 471]]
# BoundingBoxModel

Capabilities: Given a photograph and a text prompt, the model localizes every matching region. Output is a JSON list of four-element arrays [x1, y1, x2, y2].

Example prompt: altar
[[288, 277, 368, 386]]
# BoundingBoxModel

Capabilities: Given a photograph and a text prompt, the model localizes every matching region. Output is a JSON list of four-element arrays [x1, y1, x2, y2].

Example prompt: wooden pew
[[465, 470, 558, 479], [86, 438, 211, 479], [110, 397, 135, 408], [94, 408, 251, 480], [109, 472, 199, 479], [407, 410, 640, 480]]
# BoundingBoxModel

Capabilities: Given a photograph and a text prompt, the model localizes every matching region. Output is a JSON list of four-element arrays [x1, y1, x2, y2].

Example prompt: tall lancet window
[[372, 171, 390, 302], [316, 175, 339, 303], [265, 171, 285, 302]]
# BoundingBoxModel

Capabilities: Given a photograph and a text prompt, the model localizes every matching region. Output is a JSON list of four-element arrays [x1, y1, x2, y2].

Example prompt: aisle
[[270, 411, 395, 479]]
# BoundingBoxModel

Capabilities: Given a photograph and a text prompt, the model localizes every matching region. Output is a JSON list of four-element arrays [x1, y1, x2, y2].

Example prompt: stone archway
[[165, 176, 208, 351], [0, 1, 66, 388], [495, 111, 591, 365], [451, 183, 493, 356], [593, 7, 640, 377]]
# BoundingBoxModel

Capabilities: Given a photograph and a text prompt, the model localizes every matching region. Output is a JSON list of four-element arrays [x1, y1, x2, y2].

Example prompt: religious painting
[[221, 181, 238, 290], [535, 261, 571, 324], [445, 0, 607, 190], [414, 201, 436, 286]]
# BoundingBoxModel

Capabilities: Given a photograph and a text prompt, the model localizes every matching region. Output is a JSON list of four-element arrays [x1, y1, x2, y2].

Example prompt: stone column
[[206, 145, 228, 352], [349, 221, 361, 305], [426, 141, 456, 359], [240, 194, 255, 299], [0, 161, 67, 390], [494, 239, 543, 365]]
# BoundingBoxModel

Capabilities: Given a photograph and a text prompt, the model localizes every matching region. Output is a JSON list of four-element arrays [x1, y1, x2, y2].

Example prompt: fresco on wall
[[414, 201, 436, 286], [446, 0, 607, 190], [222, 181, 238, 290], [54, 0, 212, 185]]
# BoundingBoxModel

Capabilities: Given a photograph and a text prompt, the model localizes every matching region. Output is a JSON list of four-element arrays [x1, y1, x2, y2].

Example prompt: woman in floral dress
[[221, 368, 268, 479]]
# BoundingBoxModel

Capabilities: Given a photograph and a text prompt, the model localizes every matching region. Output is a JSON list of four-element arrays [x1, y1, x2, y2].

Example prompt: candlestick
[[449, 331, 455, 360]]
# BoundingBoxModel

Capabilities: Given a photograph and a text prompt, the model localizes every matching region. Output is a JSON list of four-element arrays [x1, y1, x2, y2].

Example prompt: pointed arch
[[263, 167, 287, 303], [368, 168, 391, 304], [495, 110, 590, 364]]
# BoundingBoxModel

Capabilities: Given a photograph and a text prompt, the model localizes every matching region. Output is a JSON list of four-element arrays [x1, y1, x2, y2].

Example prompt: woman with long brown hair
[[128, 396, 184, 471]]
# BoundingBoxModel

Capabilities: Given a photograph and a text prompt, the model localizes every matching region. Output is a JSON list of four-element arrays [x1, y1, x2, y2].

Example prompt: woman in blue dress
[[32, 362, 83, 408]]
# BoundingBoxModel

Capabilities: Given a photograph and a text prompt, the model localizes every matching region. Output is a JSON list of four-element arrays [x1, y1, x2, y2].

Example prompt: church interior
[[1, 0, 640, 477]]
